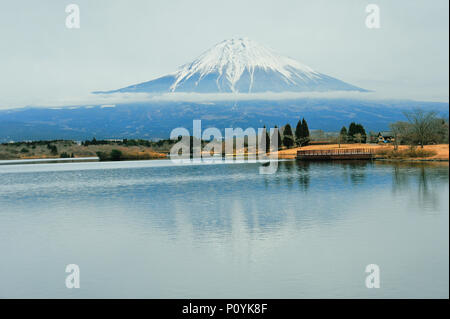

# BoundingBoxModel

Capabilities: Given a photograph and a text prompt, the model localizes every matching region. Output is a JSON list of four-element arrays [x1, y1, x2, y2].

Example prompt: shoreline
[[0, 157, 99, 165], [1, 142, 448, 164], [374, 158, 449, 163], [0, 140, 168, 162], [277, 143, 449, 162]]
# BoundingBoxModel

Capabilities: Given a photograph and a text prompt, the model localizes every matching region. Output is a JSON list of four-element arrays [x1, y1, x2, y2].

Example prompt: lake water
[[0, 159, 448, 298]]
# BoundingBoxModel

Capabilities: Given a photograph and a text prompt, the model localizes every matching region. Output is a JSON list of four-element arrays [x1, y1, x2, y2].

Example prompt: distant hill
[[0, 98, 448, 142]]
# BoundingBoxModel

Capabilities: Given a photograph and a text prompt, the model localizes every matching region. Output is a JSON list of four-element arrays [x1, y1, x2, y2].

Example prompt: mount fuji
[[95, 38, 367, 94], [2, 39, 448, 142]]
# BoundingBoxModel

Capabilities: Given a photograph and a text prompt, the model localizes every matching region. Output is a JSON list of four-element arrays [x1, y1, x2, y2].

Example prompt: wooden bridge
[[296, 148, 374, 161]]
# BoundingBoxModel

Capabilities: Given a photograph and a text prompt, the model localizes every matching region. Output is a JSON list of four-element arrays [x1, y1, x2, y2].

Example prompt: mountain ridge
[[2, 98, 448, 142]]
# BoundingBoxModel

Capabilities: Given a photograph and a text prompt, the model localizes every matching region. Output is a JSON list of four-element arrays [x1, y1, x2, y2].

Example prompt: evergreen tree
[[302, 118, 310, 137], [295, 119, 303, 145], [355, 124, 367, 143], [340, 126, 348, 143], [274, 125, 282, 150], [348, 122, 357, 137], [347, 122, 367, 143], [300, 118, 310, 146], [283, 124, 294, 148]]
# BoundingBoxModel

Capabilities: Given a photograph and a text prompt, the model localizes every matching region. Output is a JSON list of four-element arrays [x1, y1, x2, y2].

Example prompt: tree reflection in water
[[388, 161, 449, 212], [276, 160, 448, 212]]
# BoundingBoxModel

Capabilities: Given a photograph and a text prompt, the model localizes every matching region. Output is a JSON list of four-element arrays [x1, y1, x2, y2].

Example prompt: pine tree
[[300, 118, 310, 146], [283, 124, 294, 148], [340, 126, 348, 143], [274, 125, 282, 150], [302, 119, 309, 137], [295, 119, 303, 146], [348, 122, 357, 137], [355, 124, 367, 143], [347, 122, 367, 143]]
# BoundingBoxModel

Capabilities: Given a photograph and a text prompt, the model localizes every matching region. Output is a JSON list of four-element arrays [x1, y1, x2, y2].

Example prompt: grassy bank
[[374, 147, 435, 159], [277, 144, 449, 161], [2, 140, 448, 162], [0, 140, 167, 161]]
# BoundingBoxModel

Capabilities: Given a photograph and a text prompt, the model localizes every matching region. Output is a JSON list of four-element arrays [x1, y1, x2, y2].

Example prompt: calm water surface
[[0, 160, 448, 298]]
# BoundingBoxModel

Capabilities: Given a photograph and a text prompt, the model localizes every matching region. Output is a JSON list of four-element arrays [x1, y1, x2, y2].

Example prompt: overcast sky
[[0, 0, 448, 108]]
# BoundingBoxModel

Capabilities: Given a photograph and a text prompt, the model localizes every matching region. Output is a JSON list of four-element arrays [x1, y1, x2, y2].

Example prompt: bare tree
[[389, 121, 411, 150], [403, 109, 439, 148]]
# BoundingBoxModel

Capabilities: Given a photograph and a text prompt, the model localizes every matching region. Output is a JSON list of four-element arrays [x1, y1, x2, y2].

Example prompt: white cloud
[[2, 90, 447, 111]]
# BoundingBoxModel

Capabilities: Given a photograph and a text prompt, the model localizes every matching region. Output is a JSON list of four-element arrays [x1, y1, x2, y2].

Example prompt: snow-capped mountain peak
[[171, 38, 320, 92], [95, 38, 367, 94]]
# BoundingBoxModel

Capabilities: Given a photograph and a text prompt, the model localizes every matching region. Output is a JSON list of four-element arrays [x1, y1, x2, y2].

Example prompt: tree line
[[272, 118, 311, 149], [4, 109, 447, 156]]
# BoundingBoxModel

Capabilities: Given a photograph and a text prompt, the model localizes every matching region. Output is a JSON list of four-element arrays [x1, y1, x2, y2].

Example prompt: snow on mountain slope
[[95, 38, 367, 94], [170, 38, 320, 92]]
